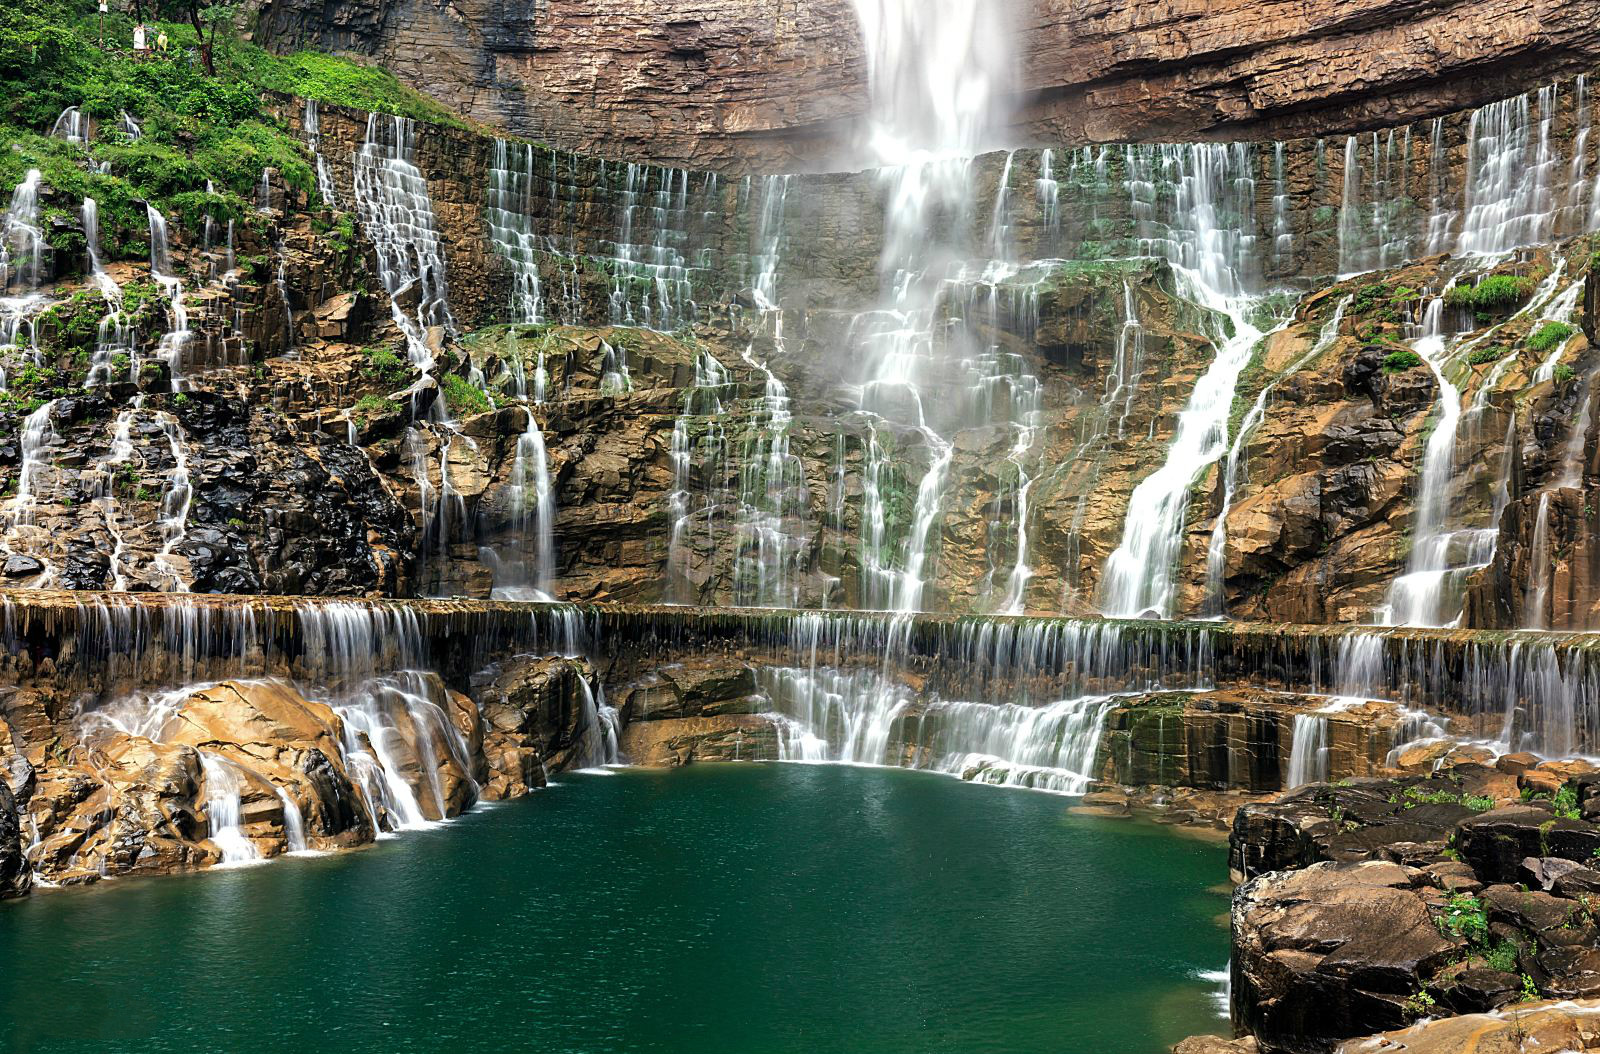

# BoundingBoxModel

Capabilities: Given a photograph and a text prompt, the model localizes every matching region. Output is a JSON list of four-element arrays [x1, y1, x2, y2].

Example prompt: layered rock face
[[1229, 760, 1600, 1053], [252, 0, 1600, 172]]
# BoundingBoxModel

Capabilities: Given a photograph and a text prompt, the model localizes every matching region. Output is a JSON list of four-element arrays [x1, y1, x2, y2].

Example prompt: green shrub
[[1382, 350, 1424, 373], [440, 373, 491, 418], [1554, 784, 1582, 820], [1484, 940, 1520, 973], [1528, 321, 1577, 354], [1467, 346, 1506, 366], [1554, 363, 1578, 384], [359, 345, 414, 390], [351, 393, 399, 426], [1435, 893, 1490, 944], [1445, 275, 1535, 315]]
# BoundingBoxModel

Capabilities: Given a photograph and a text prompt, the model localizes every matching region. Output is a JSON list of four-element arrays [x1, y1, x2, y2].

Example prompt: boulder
[[618, 715, 778, 767], [1457, 807, 1600, 883], [1233, 860, 1457, 1054]]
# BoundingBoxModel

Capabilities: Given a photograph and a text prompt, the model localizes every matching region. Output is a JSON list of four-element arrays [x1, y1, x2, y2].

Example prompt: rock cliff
[[253, 0, 1600, 172]]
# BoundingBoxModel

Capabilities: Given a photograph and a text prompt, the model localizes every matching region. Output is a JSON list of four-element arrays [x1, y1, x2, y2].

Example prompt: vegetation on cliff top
[[0, 0, 460, 265]]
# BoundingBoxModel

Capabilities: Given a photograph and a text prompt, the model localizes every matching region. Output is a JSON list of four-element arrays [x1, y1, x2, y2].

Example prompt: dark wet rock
[[0, 778, 29, 900], [1457, 807, 1600, 883], [1434, 968, 1521, 1014], [2, 554, 43, 578], [297, 747, 371, 842], [1233, 860, 1455, 1054]]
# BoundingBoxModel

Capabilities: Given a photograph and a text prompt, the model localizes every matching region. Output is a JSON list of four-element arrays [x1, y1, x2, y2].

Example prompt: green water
[[0, 765, 1229, 1054]]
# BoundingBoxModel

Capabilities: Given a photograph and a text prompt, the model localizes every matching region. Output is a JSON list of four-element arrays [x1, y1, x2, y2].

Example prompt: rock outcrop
[[254, 0, 1600, 173], [1228, 762, 1600, 1052]]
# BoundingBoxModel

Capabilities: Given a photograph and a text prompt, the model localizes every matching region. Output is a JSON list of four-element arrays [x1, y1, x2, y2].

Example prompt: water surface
[[0, 764, 1228, 1054]]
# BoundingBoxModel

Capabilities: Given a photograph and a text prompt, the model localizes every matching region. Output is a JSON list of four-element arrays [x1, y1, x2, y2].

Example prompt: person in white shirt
[[132, 23, 147, 51]]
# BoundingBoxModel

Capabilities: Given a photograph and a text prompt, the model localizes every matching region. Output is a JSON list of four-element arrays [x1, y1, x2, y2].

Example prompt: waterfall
[[1523, 387, 1595, 629], [664, 350, 730, 604], [1524, 493, 1556, 630], [146, 206, 192, 389], [7, 400, 57, 532], [1382, 293, 1465, 627], [1101, 144, 1275, 619], [1205, 296, 1353, 614], [486, 138, 545, 326], [844, 0, 1024, 614], [1456, 86, 1562, 257], [604, 164, 707, 331], [351, 113, 457, 401], [575, 676, 621, 769], [490, 407, 556, 601], [334, 671, 478, 828], [1336, 131, 1413, 276], [50, 106, 88, 146], [1037, 149, 1060, 238], [1, 168, 46, 367], [1271, 142, 1292, 271], [1285, 714, 1330, 788], [199, 752, 262, 866], [761, 665, 1114, 795], [276, 788, 309, 854], [83, 198, 130, 387], [304, 99, 338, 207], [1380, 282, 1519, 628], [152, 411, 193, 592]]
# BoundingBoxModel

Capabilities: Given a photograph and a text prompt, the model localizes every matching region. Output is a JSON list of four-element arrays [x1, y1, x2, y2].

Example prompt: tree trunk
[[187, 4, 215, 75]]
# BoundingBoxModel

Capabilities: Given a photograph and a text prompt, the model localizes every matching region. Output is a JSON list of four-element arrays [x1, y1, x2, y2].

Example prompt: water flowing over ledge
[[8, 591, 1600, 756]]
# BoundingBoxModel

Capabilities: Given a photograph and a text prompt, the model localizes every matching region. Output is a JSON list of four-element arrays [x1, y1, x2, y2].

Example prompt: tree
[[155, 0, 234, 75]]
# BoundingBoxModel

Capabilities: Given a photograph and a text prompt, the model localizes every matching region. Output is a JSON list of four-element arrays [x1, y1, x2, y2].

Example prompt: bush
[[1382, 350, 1424, 373], [440, 373, 491, 418], [1435, 893, 1490, 944], [1555, 363, 1578, 385], [1445, 274, 1535, 315], [1467, 346, 1506, 366], [359, 345, 414, 389], [1528, 321, 1577, 354], [351, 394, 398, 426], [1484, 940, 1520, 973]]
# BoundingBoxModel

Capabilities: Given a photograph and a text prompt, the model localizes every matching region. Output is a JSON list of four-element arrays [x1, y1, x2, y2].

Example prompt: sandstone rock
[[618, 715, 779, 767], [469, 654, 597, 789], [1332, 998, 1600, 1053], [1173, 1037, 1257, 1054]]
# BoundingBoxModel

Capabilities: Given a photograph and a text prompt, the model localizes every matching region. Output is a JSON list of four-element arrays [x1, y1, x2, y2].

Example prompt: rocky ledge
[[1214, 759, 1600, 1053]]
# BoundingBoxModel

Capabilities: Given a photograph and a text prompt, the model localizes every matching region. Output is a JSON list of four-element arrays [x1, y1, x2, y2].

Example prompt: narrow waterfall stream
[[1101, 145, 1281, 619]]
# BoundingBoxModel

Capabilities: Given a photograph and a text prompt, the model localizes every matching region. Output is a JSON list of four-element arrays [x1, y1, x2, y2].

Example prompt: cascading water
[[83, 197, 131, 386], [146, 206, 192, 389], [199, 752, 262, 866], [486, 138, 546, 327], [488, 407, 557, 601], [304, 99, 338, 207], [1379, 283, 1519, 628], [1101, 144, 1278, 619], [1, 168, 47, 366], [845, 0, 1023, 614], [351, 113, 457, 399], [1205, 296, 1353, 614]]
